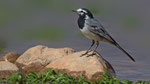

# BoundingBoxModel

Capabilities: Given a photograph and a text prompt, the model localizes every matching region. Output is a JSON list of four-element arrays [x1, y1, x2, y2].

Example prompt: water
[[0, 0, 150, 81]]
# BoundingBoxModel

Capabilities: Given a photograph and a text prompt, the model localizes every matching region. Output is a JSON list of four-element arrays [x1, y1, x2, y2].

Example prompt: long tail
[[104, 33, 135, 62], [115, 43, 135, 62], [94, 31, 135, 62]]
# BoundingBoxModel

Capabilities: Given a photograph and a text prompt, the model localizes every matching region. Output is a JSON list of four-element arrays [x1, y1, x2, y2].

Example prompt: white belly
[[80, 27, 102, 41]]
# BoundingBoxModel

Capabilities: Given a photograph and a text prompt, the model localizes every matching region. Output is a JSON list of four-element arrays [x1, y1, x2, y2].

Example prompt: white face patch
[[76, 8, 87, 15]]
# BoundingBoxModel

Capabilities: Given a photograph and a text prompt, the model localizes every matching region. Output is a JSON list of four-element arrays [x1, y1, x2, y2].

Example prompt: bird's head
[[72, 8, 94, 19]]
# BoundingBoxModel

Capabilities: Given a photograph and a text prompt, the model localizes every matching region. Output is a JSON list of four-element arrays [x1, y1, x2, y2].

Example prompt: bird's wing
[[85, 19, 116, 43], [85, 19, 135, 62]]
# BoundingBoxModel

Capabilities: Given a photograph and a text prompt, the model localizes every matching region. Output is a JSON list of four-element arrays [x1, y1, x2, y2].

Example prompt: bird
[[72, 8, 135, 62]]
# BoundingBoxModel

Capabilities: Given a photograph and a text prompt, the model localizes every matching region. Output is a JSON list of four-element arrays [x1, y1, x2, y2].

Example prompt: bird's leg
[[80, 40, 95, 57], [87, 41, 99, 57], [93, 41, 99, 52], [86, 40, 95, 53]]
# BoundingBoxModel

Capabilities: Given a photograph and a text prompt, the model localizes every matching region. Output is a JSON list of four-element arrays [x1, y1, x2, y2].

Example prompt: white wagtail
[[72, 8, 135, 62]]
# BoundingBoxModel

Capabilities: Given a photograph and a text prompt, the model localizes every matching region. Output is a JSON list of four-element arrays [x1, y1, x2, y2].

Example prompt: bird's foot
[[86, 52, 96, 57], [80, 50, 92, 57], [80, 50, 96, 57], [80, 52, 89, 57]]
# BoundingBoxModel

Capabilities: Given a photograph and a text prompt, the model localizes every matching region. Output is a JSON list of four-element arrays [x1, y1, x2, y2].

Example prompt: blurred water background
[[0, 0, 150, 81]]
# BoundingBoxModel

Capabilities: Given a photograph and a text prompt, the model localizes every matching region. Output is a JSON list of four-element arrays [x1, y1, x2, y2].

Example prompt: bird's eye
[[80, 11, 83, 12]]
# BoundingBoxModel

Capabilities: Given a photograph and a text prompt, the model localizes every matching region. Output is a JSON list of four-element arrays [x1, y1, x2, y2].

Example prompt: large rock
[[0, 52, 20, 63], [0, 61, 19, 78], [45, 51, 115, 81], [16, 45, 75, 72], [3, 45, 115, 81]]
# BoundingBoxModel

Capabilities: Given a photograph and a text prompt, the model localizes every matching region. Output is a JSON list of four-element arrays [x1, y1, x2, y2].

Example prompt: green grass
[[1, 69, 150, 84], [20, 26, 66, 41]]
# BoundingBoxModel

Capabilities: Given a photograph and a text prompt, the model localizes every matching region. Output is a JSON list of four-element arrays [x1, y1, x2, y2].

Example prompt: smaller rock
[[16, 45, 75, 72], [0, 52, 20, 63], [0, 61, 19, 78]]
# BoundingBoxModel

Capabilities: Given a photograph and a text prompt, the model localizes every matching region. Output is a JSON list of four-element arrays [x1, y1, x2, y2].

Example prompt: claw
[[80, 51, 89, 57], [86, 52, 96, 57], [80, 50, 97, 57], [80, 50, 93, 57]]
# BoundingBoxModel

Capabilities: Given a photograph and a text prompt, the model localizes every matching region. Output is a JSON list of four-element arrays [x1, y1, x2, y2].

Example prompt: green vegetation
[[1, 69, 150, 84], [20, 26, 66, 41]]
